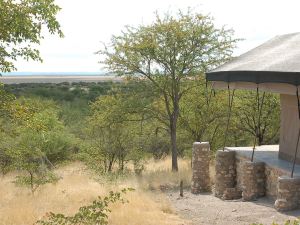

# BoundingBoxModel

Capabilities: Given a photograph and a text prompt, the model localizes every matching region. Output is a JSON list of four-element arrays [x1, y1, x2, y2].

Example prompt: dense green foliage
[[0, 90, 78, 192], [0, 0, 63, 72], [0, 81, 280, 176]]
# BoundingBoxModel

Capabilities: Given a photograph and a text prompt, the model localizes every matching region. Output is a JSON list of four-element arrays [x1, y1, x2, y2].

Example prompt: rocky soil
[[167, 190, 300, 225]]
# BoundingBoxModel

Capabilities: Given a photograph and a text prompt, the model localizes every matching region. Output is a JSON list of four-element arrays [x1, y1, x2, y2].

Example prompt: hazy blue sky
[[14, 0, 300, 72]]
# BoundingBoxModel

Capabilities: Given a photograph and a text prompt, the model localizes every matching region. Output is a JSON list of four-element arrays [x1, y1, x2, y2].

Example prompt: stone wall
[[235, 155, 287, 200], [242, 161, 265, 201], [214, 150, 240, 199], [275, 176, 300, 211], [265, 165, 286, 200], [235, 157, 243, 191], [213, 150, 300, 211]]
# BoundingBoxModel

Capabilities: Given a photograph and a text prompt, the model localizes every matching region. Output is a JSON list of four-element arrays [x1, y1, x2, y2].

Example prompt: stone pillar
[[275, 176, 300, 211], [242, 161, 266, 201], [215, 150, 236, 198], [191, 142, 210, 194]]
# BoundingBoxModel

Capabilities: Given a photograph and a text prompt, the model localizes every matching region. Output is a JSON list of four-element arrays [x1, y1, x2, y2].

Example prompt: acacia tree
[[0, 0, 63, 72], [99, 10, 239, 171]]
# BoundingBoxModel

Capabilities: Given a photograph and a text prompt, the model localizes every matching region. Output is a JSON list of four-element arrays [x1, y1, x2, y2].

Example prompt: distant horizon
[[1, 71, 110, 76]]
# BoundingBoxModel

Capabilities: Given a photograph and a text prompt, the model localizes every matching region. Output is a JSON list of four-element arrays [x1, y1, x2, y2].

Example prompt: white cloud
[[14, 0, 300, 72]]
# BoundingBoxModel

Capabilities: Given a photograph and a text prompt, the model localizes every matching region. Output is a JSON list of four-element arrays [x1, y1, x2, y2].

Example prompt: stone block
[[242, 161, 266, 201], [191, 142, 211, 194], [222, 187, 242, 200], [275, 176, 300, 211], [214, 150, 236, 198]]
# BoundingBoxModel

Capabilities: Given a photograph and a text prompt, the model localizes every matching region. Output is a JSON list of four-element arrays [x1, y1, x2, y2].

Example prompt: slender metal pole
[[223, 84, 235, 151], [291, 87, 300, 178], [205, 81, 214, 109], [205, 81, 209, 106], [251, 87, 259, 161], [251, 87, 265, 162]]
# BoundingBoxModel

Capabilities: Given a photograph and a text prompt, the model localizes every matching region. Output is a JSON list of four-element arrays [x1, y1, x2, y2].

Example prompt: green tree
[[179, 81, 227, 151], [87, 94, 144, 173], [0, 0, 63, 72], [0, 85, 18, 174], [99, 10, 239, 171], [233, 91, 280, 146], [8, 98, 75, 193]]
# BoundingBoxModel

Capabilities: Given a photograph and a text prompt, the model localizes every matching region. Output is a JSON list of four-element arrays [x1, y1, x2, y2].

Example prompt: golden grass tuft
[[0, 160, 189, 225], [134, 157, 192, 191], [109, 191, 182, 225]]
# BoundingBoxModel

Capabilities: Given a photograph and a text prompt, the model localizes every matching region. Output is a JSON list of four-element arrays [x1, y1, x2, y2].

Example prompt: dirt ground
[[167, 190, 300, 225]]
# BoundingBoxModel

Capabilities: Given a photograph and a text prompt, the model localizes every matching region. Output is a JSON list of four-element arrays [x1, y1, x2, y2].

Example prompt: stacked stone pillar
[[275, 176, 300, 211], [242, 161, 266, 201], [191, 142, 210, 194], [215, 150, 236, 198]]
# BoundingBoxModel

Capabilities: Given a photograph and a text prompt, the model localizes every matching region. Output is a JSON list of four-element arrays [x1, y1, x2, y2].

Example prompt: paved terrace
[[225, 145, 300, 177]]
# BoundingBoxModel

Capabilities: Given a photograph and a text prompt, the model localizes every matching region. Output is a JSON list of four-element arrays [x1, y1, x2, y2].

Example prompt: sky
[[14, 0, 300, 72]]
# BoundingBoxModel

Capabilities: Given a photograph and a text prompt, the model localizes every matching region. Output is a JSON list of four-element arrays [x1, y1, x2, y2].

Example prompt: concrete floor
[[225, 145, 300, 177]]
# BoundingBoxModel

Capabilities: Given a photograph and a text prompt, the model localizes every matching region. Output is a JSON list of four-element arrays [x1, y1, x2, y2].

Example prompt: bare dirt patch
[[167, 190, 300, 225]]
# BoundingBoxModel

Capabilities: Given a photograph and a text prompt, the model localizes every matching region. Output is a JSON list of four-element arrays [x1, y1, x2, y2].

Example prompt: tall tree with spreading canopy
[[99, 10, 239, 171], [0, 0, 63, 72]]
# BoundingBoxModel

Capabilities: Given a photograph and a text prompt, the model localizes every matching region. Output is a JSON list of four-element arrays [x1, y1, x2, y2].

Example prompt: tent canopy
[[206, 33, 300, 86], [205, 32, 300, 177]]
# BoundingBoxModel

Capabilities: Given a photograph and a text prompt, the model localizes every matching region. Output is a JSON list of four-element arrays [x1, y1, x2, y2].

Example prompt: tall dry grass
[[0, 159, 190, 225], [133, 157, 192, 191]]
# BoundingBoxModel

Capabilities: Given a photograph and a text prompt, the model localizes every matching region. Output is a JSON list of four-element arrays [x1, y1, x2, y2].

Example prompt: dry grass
[[133, 157, 192, 191], [0, 159, 190, 225]]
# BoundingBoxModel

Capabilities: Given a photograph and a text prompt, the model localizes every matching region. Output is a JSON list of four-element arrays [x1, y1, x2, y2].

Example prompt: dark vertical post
[[180, 180, 183, 197], [223, 84, 235, 151], [291, 87, 300, 178], [251, 87, 265, 162]]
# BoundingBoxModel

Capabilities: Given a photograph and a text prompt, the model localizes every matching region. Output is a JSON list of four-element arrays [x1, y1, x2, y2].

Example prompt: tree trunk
[[118, 153, 125, 171], [170, 116, 178, 172], [258, 134, 264, 146], [108, 161, 113, 172], [108, 154, 115, 172], [29, 171, 34, 194], [163, 85, 179, 172]]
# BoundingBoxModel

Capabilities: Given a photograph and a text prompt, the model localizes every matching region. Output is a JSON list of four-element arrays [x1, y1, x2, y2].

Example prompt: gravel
[[167, 190, 300, 225]]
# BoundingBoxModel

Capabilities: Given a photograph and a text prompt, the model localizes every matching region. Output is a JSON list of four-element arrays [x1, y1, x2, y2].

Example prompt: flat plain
[[0, 76, 122, 84]]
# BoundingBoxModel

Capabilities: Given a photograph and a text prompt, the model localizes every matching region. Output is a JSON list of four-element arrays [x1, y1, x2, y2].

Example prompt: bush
[[7, 99, 77, 192], [36, 188, 134, 225], [14, 171, 60, 194]]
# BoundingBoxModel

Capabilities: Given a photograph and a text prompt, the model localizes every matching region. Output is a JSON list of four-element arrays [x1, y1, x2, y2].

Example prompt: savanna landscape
[[0, 81, 288, 225], [0, 0, 299, 224]]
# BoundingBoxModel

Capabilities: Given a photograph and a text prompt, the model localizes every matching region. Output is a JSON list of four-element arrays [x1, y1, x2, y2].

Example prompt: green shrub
[[14, 171, 60, 194], [36, 188, 134, 225]]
